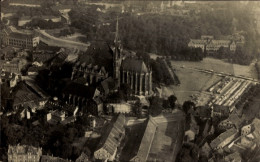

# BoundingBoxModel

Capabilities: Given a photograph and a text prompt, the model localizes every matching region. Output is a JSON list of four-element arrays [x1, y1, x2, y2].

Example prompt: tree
[[149, 96, 163, 116], [168, 95, 177, 108], [132, 100, 142, 117], [182, 101, 195, 114]]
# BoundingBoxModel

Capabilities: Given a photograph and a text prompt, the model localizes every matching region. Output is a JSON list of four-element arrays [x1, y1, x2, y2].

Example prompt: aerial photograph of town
[[1, 0, 260, 161]]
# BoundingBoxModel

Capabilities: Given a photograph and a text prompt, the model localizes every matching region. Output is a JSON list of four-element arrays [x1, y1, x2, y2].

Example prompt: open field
[[171, 57, 258, 79], [160, 67, 221, 104], [159, 57, 258, 105]]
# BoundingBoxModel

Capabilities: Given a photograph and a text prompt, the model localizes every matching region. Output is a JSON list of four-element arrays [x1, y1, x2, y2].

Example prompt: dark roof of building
[[12, 82, 41, 106], [96, 114, 125, 156], [63, 82, 97, 99], [51, 52, 68, 66], [121, 57, 149, 73], [32, 51, 56, 63], [210, 128, 238, 149], [79, 42, 113, 73], [101, 77, 116, 93], [36, 41, 61, 52], [73, 77, 88, 85]]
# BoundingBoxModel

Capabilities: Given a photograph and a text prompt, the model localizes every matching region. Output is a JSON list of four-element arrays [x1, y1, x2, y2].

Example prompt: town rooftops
[[8, 144, 42, 155], [1, 71, 17, 81], [12, 82, 41, 106], [210, 127, 238, 149], [96, 114, 126, 156], [121, 57, 149, 73]]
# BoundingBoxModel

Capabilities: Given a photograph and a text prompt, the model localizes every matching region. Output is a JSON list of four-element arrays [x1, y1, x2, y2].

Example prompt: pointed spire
[[114, 16, 119, 44]]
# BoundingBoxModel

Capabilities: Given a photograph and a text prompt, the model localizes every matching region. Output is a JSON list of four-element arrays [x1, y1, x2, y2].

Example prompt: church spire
[[114, 16, 119, 44]]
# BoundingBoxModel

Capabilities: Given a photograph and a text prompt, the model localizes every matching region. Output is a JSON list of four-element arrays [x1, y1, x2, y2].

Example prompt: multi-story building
[[1, 26, 39, 49], [188, 35, 237, 53], [71, 62, 109, 85], [0, 59, 23, 74], [210, 128, 239, 152], [0, 71, 20, 88], [94, 114, 126, 161], [206, 40, 236, 52], [188, 39, 208, 52], [112, 18, 153, 96], [8, 144, 42, 162]]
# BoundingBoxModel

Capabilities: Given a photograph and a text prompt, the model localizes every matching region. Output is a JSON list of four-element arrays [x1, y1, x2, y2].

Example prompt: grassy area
[[171, 57, 258, 79], [158, 57, 258, 104], [160, 67, 221, 104]]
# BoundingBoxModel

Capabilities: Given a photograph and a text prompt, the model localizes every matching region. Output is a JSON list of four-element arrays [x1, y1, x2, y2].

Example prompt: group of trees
[[68, 2, 259, 65], [215, 46, 254, 65], [24, 18, 64, 29]]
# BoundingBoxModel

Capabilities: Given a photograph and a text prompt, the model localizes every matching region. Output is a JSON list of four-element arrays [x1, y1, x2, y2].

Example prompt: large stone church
[[71, 18, 152, 96], [111, 18, 153, 96]]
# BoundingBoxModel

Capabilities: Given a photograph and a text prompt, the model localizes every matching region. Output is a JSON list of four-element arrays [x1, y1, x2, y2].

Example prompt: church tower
[[113, 17, 122, 85]]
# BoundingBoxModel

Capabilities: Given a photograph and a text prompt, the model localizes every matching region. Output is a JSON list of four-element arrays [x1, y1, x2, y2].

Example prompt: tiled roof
[[32, 52, 56, 63], [96, 114, 125, 156], [210, 128, 237, 149], [131, 116, 158, 162], [121, 58, 149, 73], [12, 82, 40, 106]]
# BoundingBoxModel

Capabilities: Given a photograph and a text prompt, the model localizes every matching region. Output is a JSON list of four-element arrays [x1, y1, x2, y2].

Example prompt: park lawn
[[161, 67, 221, 104], [171, 57, 258, 79]]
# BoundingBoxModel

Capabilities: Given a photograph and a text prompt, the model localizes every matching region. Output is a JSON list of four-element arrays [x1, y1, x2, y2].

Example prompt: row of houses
[[188, 35, 237, 53]]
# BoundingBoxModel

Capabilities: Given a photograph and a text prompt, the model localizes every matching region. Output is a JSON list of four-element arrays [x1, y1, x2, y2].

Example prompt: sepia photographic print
[[1, 0, 260, 161]]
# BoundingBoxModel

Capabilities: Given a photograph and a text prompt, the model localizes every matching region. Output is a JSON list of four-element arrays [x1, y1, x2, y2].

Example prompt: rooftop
[[210, 127, 238, 149], [63, 82, 97, 99], [96, 114, 126, 156], [8, 144, 42, 155], [121, 57, 149, 73]]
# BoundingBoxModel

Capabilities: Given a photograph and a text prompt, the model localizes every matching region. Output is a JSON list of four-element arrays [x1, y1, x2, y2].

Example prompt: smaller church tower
[[113, 17, 122, 85]]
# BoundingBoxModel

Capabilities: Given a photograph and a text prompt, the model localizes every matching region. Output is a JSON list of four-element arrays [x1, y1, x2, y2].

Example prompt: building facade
[[8, 145, 42, 162], [71, 62, 108, 85], [94, 114, 126, 161], [112, 18, 152, 96], [1, 26, 39, 49]]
